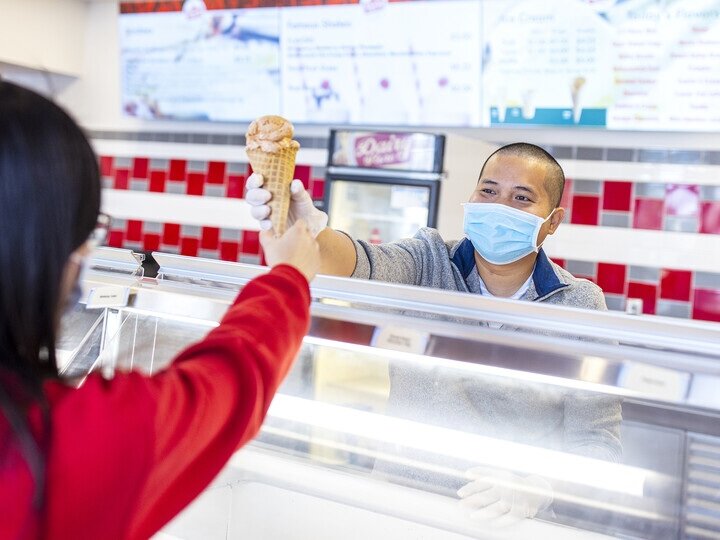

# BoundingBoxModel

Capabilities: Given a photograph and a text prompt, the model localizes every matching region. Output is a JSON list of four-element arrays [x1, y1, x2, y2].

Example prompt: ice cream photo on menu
[[571, 76, 586, 124]]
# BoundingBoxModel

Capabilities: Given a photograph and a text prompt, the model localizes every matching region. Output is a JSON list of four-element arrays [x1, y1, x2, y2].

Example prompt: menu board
[[120, 7, 280, 121], [606, 0, 720, 131], [484, 0, 720, 131], [281, 1, 481, 126], [482, 0, 614, 127], [119, 0, 720, 132]]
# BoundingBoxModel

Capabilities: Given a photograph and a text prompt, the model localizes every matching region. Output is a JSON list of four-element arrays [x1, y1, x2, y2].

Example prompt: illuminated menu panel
[[606, 0, 720, 131], [482, 0, 614, 127], [120, 8, 281, 121], [118, 0, 720, 132], [280, 1, 482, 126]]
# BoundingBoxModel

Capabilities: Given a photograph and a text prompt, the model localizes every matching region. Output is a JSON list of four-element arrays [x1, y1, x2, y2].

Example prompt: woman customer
[[0, 81, 319, 539]]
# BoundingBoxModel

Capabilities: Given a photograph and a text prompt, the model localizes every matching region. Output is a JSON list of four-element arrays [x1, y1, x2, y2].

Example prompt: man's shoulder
[[551, 265, 607, 310], [410, 227, 460, 255]]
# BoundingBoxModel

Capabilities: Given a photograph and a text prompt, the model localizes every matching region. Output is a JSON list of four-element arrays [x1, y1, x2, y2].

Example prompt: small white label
[[372, 325, 429, 355], [626, 298, 643, 315], [86, 286, 130, 309], [619, 363, 690, 401]]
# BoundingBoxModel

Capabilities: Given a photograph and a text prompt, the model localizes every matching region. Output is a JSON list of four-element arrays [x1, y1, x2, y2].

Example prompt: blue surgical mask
[[463, 203, 555, 265]]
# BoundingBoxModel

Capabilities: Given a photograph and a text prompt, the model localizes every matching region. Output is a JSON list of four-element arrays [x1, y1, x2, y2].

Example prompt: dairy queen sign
[[330, 130, 444, 172]]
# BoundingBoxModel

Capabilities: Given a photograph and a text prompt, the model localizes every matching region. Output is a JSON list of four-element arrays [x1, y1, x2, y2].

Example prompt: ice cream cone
[[246, 145, 298, 236], [245, 115, 301, 236]]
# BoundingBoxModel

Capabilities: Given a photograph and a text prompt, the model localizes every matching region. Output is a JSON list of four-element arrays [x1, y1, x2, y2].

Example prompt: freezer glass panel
[[328, 179, 430, 243], [74, 308, 683, 539], [57, 264, 720, 540]]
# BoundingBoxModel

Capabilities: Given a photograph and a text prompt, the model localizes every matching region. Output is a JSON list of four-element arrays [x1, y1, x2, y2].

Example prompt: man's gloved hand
[[245, 173, 328, 238], [457, 467, 553, 527]]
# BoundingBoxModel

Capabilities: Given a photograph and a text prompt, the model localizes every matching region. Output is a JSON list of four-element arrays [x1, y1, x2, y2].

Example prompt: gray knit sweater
[[350, 228, 622, 477]]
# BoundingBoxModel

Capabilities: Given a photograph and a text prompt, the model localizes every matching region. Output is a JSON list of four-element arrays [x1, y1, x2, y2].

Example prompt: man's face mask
[[463, 203, 555, 265]]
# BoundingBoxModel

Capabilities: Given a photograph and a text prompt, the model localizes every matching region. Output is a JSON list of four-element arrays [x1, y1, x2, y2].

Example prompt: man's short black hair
[[479, 143, 565, 209]]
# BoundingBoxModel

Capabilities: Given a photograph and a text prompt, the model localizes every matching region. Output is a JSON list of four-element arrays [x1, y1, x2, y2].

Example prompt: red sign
[[120, 0, 414, 14], [331, 130, 441, 172], [354, 133, 415, 168]]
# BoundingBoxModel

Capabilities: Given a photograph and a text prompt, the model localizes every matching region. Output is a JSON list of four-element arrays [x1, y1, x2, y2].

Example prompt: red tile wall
[[570, 195, 600, 225], [558, 177, 720, 234], [132, 158, 149, 179], [126, 220, 143, 242], [149, 171, 166, 192], [660, 269, 692, 302], [163, 223, 181, 245], [105, 157, 720, 238], [701, 202, 720, 234], [551, 258, 720, 323], [101, 156, 326, 263], [227, 175, 246, 198], [100, 155, 720, 323], [633, 199, 664, 230], [596, 263, 626, 295], [602, 182, 633, 212], [169, 159, 186, 181], [201, 227, 220, 250], [207, 161, 226, 184], [627, 282, 658, 315], [115, 168, 130, 190], [693, 290, 720, 323]]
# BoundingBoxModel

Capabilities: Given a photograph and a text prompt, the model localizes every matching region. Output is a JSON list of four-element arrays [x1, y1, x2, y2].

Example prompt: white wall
[[0, 0, 87, 77], [57, 1, 138, 131]]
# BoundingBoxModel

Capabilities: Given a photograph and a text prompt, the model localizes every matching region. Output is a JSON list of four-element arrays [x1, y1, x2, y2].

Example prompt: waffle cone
[[247, 146, 298, 236]]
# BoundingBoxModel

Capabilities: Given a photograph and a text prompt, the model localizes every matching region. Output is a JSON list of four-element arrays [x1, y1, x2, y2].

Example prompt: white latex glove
[[245, 173, 328, 238], [457, 467, 553, 527]]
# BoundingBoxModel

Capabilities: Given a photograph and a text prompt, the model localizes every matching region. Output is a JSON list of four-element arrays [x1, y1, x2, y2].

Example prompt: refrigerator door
[[327, 178, 435, 243]]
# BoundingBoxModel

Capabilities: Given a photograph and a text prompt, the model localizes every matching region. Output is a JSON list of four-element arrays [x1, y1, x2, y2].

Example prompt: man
[[246, 142, 621, 524], [248, 143, 605, 309]]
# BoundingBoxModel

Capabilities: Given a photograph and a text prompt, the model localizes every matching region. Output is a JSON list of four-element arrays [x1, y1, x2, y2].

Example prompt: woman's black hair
[[0, 81, 101, 524]]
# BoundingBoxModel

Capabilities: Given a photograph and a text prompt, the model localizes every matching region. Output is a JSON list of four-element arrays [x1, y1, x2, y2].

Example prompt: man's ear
[[547, 207, 565, 234]]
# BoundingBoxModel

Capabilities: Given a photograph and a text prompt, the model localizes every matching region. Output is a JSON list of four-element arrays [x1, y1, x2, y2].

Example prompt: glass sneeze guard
[[59, 251, 720, 540]]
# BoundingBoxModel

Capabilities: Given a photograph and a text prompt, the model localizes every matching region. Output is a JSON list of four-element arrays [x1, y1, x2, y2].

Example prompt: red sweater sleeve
[[39, 265, 310, 540], [129, 265, 311, 539]]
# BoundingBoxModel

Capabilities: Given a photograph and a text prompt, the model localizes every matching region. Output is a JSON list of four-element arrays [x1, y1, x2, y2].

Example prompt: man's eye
[[515, 195, 531, 202], [481, 189, 495, 195]]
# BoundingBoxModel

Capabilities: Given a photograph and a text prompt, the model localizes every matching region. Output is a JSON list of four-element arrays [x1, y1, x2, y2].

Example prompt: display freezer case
[[324, 130, 444, 244], [60, 248, 720, 540]]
